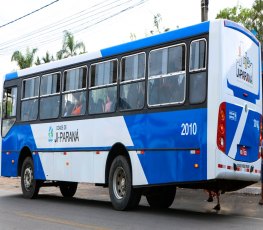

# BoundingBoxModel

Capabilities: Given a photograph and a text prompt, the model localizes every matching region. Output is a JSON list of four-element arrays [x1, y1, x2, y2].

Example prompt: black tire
[[109, 155, 141, 211], [146, 187, 176, 209], [21, 157, 40, 199], [59, 182, 78, 198]]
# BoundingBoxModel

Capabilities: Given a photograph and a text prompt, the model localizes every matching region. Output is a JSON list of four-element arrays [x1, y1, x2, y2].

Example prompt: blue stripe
[[101, 21, 210, 57], [138, 150, 207, 184], [224, 20, 259, 47], [227, 80, 259, 104], [5, 72, 18, 80]]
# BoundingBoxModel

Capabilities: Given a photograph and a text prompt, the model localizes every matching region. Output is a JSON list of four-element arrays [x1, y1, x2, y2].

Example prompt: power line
[[0, 0, 59, 29], [0, 0, 124, 48], [0, 0, 147, 54]]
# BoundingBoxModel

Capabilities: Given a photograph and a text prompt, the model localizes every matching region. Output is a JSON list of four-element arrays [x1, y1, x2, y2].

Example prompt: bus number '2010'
[[181, 123, 197, 136]]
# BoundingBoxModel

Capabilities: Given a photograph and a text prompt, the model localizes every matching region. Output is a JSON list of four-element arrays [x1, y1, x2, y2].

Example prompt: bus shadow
[[2, 193, 237, 221]]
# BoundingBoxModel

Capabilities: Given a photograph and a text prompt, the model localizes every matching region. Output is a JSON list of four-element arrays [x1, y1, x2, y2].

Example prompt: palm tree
[[42, 51, 55, 63], [11, 48, 38, 69], [35, 51, 55, 65], [57, 30, 86, 59]]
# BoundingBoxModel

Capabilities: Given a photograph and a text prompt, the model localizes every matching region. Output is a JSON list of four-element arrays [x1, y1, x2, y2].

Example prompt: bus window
[[62, 91, 86, 116], [21, 77, 40, 121], [120, 53, 145, 111], [189, 39, 206, 71], [62, 66, 87, 117], [40, 72, 61, 119], [2, 87, 17, 137], [63, 67, 87, 91], [89, 59, 117, 114], [189, 39, 207, 104], [148, 44, 186, 106], [2, 87, 17, 118]]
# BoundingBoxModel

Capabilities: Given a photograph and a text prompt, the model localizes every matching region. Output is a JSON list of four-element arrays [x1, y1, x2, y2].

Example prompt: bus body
[[1, 19, 261, 210]]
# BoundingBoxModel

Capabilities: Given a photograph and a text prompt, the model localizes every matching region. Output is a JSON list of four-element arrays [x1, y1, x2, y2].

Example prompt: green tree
[[11, 48, 38, 69], [216, 0, 263, 43], [35, 51, 54, 65], [57, 30, 86, 59]]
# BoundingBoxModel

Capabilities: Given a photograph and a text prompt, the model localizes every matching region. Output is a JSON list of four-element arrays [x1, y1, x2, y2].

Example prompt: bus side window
[[21, 77, 40, 121], [2, 87, 17, 137], [89, 59, 118, 114], [120, 52, 145, 111], [189, 39, 207, 104], [40, 72, 61, 120], [62, 66, 87, 117], [2, 87, 17, 119], [148, 44, 186, 106]]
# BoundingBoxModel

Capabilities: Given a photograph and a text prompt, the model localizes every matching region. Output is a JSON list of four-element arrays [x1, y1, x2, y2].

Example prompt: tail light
[[217, 102, 226, 153]]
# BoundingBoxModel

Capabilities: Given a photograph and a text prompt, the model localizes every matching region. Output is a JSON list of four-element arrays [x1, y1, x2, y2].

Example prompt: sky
[[0, 0, 255, 77]]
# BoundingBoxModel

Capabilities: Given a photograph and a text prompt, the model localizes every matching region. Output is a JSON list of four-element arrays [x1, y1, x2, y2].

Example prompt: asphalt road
[[0, 178, 263, 230]]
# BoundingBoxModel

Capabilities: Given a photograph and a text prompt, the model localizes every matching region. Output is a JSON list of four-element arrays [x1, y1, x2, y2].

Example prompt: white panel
[[39, 152, 54, 180], [207, 20, 223, 180], [39, 152, 94, 182], [129, 151, 148, 186], [222, 27, 259, 97], [93, 152, 108, 183], [31, 116, 134, 149], [66, 152, 94, 182]]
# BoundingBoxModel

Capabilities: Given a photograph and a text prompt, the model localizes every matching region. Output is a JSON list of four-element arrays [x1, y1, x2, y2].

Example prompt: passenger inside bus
[[71, 93, 85, 115], [63, 100, 73, 116], [104, 92, 115, 112]]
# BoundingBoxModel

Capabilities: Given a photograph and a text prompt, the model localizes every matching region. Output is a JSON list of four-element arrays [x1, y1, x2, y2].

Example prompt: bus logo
[[48, 126, 54, 142], [236, 43, 253, 85]]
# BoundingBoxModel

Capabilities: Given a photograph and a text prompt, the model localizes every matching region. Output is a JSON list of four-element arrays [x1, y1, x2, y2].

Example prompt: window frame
[[89, 59, 118, 89], [147, 43, 187, 107], [61, 66, 88, 117], [39, 72, 61, 120], [120, 52, 146, 84], [189, 38, 207, 73], [2, 87, 18, 119], [63, 65, 88, 93], [88, 59, 118, 115], [119, 52, 146, 112], [40, 71, 61, 98], [21, 76, 40, 100]]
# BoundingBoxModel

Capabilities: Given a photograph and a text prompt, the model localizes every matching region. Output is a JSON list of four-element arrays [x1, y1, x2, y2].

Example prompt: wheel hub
[[24, 167, 33, 191], [113, 167, 127, 200]]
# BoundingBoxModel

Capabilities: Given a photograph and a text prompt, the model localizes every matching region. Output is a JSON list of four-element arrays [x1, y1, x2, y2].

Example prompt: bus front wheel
[[59, 182, 78, 198], [109, 155, 141, 210], [21, 157, 40, 199]]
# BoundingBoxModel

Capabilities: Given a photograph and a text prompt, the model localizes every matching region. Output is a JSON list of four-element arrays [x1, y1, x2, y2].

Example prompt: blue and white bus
[[1, 19, 262, 210]]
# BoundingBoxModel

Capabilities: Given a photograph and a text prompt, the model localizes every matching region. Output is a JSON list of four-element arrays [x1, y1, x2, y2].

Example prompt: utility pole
[[201, 0, 209, 22]]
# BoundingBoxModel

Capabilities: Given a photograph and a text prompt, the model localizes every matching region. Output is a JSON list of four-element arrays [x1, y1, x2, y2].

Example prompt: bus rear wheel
[[21, 157, 40, 199], [109, 155, 141, 210], [59, 182, 78, 198], [146, 187, 176, 209]]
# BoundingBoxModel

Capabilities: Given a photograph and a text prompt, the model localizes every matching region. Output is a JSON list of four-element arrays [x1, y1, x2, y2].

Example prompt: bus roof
[[4, 19, 259, 81]]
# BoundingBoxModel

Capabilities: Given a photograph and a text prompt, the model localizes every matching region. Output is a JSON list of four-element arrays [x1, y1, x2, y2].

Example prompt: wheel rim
[[24, 167, 33, 191], [113, 166, 127, 200]]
